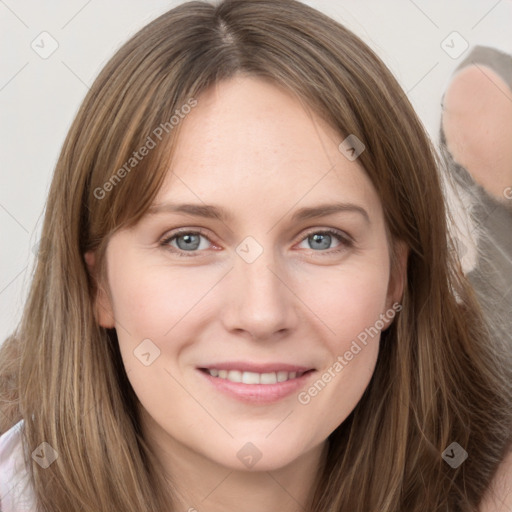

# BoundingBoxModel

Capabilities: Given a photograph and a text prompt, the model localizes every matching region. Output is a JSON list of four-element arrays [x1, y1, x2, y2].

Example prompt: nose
[[221, 245, 299, 341]]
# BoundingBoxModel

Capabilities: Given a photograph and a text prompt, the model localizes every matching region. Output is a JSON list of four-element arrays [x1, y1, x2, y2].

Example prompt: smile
[[197, 364, 316, 404]]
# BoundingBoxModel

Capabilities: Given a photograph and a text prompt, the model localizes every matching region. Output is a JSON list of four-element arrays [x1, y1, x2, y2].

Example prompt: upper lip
[[198, 362, 315, 373]]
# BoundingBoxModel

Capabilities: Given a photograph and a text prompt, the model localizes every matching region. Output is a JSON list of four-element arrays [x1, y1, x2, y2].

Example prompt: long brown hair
[[1, 1, 511, 510]]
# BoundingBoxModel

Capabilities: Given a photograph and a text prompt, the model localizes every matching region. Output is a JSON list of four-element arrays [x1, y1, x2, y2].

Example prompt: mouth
[[196, 363, 316, 404]]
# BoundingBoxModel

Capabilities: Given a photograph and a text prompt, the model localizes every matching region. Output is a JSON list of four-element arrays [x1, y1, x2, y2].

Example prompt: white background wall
[[1, 0, 511, 344]]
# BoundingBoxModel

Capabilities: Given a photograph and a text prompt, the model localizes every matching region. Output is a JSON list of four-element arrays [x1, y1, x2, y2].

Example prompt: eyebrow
[[147, 201, 370, 224]]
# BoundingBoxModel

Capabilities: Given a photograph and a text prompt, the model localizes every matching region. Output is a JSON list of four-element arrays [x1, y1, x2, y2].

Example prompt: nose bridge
[[240, 253, 281, 303], [224, 236, 297, 337]]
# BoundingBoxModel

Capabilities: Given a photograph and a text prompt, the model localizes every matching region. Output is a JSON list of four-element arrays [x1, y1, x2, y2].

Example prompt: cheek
[[295, 279, 385, 444], [106, 257, 202, 412], [293, 254, 389, 421], [108, 242, 391, 360], [302, 257, 390, 353], [107, 256, 211, 339]]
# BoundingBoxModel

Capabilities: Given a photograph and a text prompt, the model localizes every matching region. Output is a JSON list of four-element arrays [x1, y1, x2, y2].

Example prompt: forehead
[[154, 76, 381, 222]]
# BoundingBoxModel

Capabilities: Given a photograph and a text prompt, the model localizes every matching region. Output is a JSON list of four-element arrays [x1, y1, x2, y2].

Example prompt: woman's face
[[90, 76, 405, 472]]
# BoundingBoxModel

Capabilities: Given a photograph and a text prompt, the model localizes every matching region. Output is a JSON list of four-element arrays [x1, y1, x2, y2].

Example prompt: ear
[[84, 250, 115, 329], [383, 240, 408, 328]]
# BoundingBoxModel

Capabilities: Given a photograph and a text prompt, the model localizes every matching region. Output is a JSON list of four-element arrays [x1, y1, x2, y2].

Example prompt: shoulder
[[0, 420, 37, 511], [479, 446, 512, 512]]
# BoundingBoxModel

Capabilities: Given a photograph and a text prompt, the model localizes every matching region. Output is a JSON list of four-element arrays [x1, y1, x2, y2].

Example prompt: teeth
[[227, 370, 242, 383], [260, 372, 277, 384], [277, 371, 288, 382], [242, 371, 260, 384], [206, 369, 304, 384]]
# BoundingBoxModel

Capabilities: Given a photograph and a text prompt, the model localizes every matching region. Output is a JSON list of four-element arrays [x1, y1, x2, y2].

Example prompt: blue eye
[[298, 229, 352, 253], [161, 230, 211, 256], [160, 228, 353, 257]]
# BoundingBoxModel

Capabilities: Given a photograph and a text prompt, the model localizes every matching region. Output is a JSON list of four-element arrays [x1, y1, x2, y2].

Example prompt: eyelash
[[159, 227, 354, 258]]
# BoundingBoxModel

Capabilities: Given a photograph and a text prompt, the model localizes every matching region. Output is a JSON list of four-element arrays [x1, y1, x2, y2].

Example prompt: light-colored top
[[0, 420, 36, 511]]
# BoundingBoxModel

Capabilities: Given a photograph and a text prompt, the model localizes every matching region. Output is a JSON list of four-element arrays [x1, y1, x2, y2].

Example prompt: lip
[[196, 365, 316, 404]]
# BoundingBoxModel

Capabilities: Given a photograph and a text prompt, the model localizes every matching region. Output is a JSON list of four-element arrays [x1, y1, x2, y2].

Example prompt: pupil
[[311, 233, 330, 250], [178, 234, 199, 250]]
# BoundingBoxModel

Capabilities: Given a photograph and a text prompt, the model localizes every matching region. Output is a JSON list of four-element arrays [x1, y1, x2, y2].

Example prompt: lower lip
[[197, 369, 316, 404]]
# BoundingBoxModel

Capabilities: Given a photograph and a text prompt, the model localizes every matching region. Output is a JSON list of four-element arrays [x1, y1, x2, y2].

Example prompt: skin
[[86, 75, 407, 512], [480, 448, 512, 512], [442, 64, 512, 206]]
